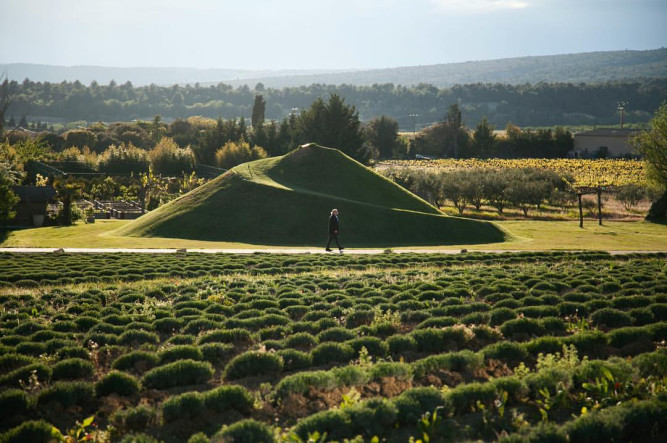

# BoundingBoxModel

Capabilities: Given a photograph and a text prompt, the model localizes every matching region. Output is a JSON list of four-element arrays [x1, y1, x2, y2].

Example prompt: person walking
[[326, 208, 344, 252]]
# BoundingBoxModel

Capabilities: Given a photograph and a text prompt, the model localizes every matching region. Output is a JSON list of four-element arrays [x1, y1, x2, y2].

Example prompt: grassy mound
[[117, 144, 507, 246]]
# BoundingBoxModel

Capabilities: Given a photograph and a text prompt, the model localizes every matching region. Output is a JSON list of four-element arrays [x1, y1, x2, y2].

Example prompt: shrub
[[200, 343, 235, 365], [316, 327, 356, 343], [412, 350, 483, 378], [111, 406, 158, 433], [524, 336, 564, 356], [152, 317, 183, 334], [37, 381, 95, 408], [158, 345, 203, 364], [223, 351, 283, 380], [197, 328, 253, 346], [111, 351, 159, 373], [416, 316, 457, 329], [275, 370, 338, 399], [0, 389, 32, 417], [387, 334, 417, 355], [57, 346, 90, 361], [524, 368, 572, 396], [214, 419, 275, 443], [52, 358, 94, 381], [118, 433, 160, 443], [345, 310, 375, 328], [0, 420, 56, 443], [0, 354, 35, 374], [590, 308, 633, 329], [393, 387, 444, 424], [483, 341, 529, 366], [311, 342, 355, 366], [204, 385, 254, 415], [346, 398, 399, 438], [500, 318, 546, 341], [96, 371, 140, 397], [331, 365, 370, 387], [284, 332, 318, 350], [276, 349, 312, 371], [445, 381, 497, 414], [141, 359, 214, 389], [118, 330, 160, 347], [161, 391, 204, 422], [608, 327, 655, 355], [0, 363, 52, 387], [489, 308, 517, 326], [564, 331, 609, 359], [632, 350, 667, 377], [347, 337, 389, 358], [15, 342, 46, 356], [291, 409, 351, 441]]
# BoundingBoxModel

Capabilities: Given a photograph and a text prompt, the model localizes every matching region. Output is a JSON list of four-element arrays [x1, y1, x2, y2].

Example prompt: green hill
[[117, 144, 508, 246]]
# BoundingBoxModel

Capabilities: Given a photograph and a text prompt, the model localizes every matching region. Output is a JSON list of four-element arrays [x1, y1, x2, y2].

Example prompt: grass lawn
[[2, 218, 666, 251]]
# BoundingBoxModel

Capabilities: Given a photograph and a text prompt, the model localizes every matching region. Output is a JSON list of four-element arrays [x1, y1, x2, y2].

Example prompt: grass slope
[[117, 145, 506, 246]]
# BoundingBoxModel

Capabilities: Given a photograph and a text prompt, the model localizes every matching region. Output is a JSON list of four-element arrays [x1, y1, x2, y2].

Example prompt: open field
[[0, 252, 665, 442], [2, 218, 666, 251]]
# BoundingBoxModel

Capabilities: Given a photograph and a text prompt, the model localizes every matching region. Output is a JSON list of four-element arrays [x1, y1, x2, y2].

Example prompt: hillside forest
[[3, 77, 666, 131]]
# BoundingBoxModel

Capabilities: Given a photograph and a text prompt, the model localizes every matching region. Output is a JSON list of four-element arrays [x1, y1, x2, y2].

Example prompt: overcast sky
[[1, 0, 665, 70]]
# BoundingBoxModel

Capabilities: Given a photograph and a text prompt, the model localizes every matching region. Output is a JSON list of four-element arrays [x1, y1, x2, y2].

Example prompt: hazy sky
[[1, 0, 666, 70]]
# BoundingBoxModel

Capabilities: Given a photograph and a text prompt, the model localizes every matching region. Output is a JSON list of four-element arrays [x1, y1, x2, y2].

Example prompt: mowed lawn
[[1, 218, 666, 251]]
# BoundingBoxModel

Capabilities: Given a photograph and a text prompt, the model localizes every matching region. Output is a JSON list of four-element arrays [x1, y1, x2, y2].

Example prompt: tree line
[[3, 76, 666, 129]]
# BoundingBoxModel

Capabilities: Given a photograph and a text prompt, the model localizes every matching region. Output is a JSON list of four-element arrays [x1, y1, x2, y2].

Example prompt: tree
[[251, 95, 266, 129], [53, 177, 84, 226], [633, 103, 667, 221], [446, 104, 462, 158], [299, 94, 367, 163], [0, 167, 19, 224], [148, 137, 195, 176], [0, 72, 13, 138], [364, 116, 400, 159], [215, 140, 267, 170], [472, 117, 496, 157]]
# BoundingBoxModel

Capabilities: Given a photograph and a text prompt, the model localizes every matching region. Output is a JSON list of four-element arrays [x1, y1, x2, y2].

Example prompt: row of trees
[[4, 94, 394, 165], [412, 107, 574, 159], [383, 167, 573, 215], [4, 76, 665, 128]]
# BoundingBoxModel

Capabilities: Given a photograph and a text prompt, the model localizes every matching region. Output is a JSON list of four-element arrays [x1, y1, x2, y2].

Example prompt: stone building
[[572, 128, 640, 158]]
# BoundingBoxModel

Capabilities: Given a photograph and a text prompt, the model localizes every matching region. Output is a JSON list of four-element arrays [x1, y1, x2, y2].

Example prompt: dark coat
[[328, 214, 339, 234]]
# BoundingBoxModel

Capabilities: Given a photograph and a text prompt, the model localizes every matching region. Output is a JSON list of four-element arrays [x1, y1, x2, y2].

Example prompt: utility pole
[[617, 101, 628, 129]]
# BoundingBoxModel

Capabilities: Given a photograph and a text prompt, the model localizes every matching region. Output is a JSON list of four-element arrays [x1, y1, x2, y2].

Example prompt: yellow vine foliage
[[379, 159, 646, 188]]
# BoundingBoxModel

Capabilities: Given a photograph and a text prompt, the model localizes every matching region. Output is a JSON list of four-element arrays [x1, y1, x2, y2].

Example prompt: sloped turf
[[117, 144, 507, 246]]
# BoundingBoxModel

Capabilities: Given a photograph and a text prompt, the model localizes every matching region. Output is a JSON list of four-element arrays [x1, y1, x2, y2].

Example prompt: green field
[[0, 252, 665, 442], [2, 218, 666, 251]]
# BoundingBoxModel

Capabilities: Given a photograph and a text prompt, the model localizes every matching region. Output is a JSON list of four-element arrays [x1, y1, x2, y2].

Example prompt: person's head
[[331, 209, 338, 216]]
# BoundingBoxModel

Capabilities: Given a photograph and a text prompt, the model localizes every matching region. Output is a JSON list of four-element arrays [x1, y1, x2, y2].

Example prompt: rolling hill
[[3, 48, 665, 88], [117, 144, 507, 247]]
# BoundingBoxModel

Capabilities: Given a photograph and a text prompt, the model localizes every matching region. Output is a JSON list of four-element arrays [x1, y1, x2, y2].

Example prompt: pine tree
[[251, 95, 266, 129]]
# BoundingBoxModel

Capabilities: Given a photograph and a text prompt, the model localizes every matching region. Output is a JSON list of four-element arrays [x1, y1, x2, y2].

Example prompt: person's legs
[[326, 234, 333, 251], [334, 234, 342, 249]]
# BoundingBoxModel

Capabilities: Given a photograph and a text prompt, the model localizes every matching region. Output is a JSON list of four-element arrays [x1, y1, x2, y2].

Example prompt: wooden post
[[597, 187, 603, 226], [578, 192, 583, 228]]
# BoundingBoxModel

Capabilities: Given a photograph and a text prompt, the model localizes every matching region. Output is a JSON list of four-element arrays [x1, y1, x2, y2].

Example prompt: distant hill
[[3, 48, 665, 88], [224, 49, 667, 88], [0, 64, 349, 87], [117, 144, 507, 246]]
